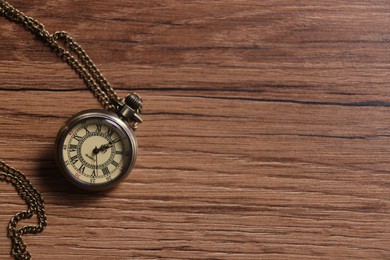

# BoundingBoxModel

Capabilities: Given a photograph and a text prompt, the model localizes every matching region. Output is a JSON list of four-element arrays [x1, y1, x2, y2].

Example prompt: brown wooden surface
[[0, 0, 389, 259]]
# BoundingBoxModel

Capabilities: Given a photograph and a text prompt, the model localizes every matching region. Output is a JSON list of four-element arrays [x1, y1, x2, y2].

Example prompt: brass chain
[[0, 161, 47, 260], [0, 1, 49, 258], [0, 0, 119, 109]]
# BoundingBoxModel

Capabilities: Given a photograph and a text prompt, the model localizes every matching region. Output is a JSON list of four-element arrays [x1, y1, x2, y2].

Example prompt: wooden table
[[0, 1, 389, 259]]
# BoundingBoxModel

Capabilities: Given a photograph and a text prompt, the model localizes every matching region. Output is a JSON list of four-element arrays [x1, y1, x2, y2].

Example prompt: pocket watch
[[55, 94, 143, 191]]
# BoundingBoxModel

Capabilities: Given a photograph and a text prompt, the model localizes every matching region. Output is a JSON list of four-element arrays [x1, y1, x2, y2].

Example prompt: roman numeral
[[96, 123, 102, 132], [83, 126, 90, 134], [69, 144, 77, 152], [116, 150, 130, 156], [111, 160, 119, 167], [70, 155, 79, 165], [91, 170, 96, 178], [111, 137, 121, 144], [102, 167, 110, 175], [73, 134, 82, 142], [107, 128, 114, 137], [78, 165, 86, 174]]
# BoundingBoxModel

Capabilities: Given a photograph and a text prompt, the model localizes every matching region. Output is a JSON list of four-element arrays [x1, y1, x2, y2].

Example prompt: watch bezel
[[55, 109, 137, 191]]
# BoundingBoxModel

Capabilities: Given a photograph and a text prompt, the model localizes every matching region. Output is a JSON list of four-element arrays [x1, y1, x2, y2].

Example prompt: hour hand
[[99, 143, 113, 153], [98, 138, 123, 153]]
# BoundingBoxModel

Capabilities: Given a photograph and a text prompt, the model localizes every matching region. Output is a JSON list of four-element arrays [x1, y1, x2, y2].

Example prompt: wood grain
[[0, 0, 389, 259]]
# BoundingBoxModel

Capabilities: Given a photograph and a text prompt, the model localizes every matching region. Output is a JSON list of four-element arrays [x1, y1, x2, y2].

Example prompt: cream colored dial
[[61, 118, 131, 186]]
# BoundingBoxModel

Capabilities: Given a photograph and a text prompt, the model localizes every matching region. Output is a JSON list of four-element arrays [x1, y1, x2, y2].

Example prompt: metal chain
[[0, 161, 47, 260], [0, 0, 119, 109]]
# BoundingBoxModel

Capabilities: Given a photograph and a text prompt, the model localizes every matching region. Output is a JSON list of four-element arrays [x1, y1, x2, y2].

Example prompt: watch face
[[55, 110, 137, 190]]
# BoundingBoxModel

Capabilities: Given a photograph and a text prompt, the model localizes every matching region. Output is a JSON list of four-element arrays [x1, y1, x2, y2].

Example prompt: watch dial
[[60, 117, 132, 186]]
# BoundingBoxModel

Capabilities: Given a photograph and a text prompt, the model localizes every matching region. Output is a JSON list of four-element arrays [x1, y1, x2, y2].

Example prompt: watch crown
[[113, 93, 143, 128], [125, 93, 143, 113]]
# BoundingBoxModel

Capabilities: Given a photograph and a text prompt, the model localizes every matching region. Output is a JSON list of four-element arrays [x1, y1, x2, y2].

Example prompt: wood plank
[[0, 0, 389, 259]]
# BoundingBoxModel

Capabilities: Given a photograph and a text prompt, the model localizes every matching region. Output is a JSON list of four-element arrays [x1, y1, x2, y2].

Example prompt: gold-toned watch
[[55, 108, 139, 191]]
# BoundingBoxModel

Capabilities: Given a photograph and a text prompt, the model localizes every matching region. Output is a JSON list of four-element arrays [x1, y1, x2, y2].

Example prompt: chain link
[[0, 0, 119, 109], [0, 161, 47, 260]]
